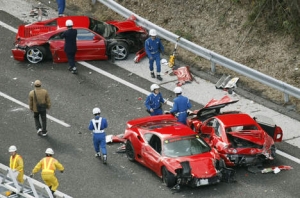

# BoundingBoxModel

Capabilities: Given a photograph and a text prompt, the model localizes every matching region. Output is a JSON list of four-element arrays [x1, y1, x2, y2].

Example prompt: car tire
[[125, 140, 135, 161], [110, 41, 129, 60], [26, 46, 46, 64], [162, 166, 176, 187]]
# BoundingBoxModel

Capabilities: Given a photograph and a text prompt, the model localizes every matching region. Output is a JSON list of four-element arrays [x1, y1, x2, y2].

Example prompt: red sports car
[[123, 114, 235, 189], [187, 96, 283, 167], [12, 15, 147, 64]]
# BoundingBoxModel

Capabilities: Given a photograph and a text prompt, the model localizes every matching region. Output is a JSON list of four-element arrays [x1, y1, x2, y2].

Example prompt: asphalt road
[[0, 5, 299, 198]]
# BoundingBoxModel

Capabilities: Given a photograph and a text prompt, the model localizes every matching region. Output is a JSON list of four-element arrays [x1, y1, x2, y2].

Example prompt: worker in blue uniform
[[88, 107, 108, 164], [170, 87, 192, 125], [145, 84, 167, 116], [145, 29, 165, 81]]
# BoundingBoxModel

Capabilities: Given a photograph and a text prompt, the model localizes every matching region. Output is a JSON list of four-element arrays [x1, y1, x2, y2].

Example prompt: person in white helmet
[[145, 29, 165, 81], [170, 86, 192, 125], [30, 148, 64, 196], [5, 145, 24, 196], [145, 84, 168, 116], [88, 107, 108, 164], [61, 19, 78, 74]]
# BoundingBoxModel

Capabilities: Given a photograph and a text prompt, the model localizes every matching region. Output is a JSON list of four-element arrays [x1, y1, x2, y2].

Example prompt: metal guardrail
[[0, 163, 72, 198], [99, 0, 300, 103]]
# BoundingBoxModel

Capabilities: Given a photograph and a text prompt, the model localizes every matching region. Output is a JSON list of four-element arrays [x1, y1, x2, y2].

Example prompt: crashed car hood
[[194, 96, 239, 116], [165, 155, 218, 178], [107, 20, 145, 33], [228, 130, 267, 145]]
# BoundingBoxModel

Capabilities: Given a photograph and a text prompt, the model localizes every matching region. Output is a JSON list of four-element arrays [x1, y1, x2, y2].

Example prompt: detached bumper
[[11, 48, 25, 62]]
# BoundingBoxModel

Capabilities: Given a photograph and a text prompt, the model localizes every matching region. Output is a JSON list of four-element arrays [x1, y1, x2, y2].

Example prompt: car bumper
[[11, 48, 25, 62], [191, 175, 222, 187]]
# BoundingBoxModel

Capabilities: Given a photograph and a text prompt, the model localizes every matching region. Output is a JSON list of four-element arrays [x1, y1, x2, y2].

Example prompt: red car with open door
[[123, 114, 235, 189], [187, 96, 283, 167], [12, 15, 147, 64]]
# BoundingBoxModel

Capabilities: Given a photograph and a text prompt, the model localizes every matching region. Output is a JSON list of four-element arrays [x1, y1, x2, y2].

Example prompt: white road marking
[[1, 20, 299, 165], [0, 91, 70, 127]]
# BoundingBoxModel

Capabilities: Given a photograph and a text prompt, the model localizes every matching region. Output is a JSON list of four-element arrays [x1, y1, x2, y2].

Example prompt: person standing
[[56, 0, 65, 17], [145, 29, 165, 81], [30, 148, 64, 196], [5, 145, 24, 196], [170, 87, 192, 125], [145, 84, 167, 116], [29, 80, 51, 136], [88, 107, 108, 164], [61, 19, 78, 74]]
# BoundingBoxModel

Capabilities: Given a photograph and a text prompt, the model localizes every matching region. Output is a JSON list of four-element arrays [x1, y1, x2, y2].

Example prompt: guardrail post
[[210, 61, 216, 74], [284, 93, 289, 103]]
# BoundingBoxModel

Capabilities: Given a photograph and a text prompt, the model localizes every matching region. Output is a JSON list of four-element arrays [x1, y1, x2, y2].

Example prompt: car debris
[[215, 74, 239, 90]]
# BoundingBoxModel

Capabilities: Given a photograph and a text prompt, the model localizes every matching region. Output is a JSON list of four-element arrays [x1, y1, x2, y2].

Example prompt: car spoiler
[[126, 114, 177, 128]]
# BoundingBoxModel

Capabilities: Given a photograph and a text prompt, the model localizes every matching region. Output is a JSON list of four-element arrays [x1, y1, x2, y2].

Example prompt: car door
[[48, 31, 67, 63], [142, 134, 162, 174], [76, 28, 107, 61]]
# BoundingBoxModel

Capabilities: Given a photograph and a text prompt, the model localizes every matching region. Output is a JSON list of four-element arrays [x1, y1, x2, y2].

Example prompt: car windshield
[[89, 18, 116, 38], [163, 136, 211, 157]]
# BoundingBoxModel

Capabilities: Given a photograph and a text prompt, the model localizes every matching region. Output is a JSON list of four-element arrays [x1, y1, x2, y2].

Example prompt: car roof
[[215, 113, 257, 127]]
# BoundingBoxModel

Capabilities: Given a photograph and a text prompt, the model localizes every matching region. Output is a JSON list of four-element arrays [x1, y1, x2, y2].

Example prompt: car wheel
[[125, 140, 135, 161], [162, 166, 176, 187], [111, 41, 129, 60], [26, 46, 46, 64]]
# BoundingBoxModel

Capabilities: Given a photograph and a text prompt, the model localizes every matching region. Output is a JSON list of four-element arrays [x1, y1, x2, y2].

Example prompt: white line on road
[[0, 91, 70, 127], [1, 20, 299, 165]]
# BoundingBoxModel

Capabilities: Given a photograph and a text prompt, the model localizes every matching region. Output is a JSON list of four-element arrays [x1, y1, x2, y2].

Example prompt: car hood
[[107, 20, 146, 33], [165, 154, 218, 178], [228, 130, 268, 145], [193, 96, 239, 117]]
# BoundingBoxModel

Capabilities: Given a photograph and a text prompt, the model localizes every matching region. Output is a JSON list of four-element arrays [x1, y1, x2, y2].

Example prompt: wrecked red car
[[12, 15, 147, 64], [123, 114, 235, 189], [187, 96, 283, 167]]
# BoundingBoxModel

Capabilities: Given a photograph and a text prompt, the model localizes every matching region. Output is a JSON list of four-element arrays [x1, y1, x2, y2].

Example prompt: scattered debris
[[261, 165, 293, 174], [215, 74, 239, 90], [134, 48, 146, 63], [106, 134, 126, 143], [173, 66, 193, 86]]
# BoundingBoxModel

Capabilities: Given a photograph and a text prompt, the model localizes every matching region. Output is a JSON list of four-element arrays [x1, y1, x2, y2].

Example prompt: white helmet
[[174, 87, 183, 94], [149, 29, 157, 36], [65, 19, 73, 27], [160, 59, 168, 67], [93, 107, 101, 115], [8, 145, 17, 152], [150, 84, 160, 91], [45, 148, 54, 155]]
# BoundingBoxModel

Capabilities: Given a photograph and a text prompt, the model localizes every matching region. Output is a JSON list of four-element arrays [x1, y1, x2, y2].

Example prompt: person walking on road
[[145, 84, 167, 116], [5, 145, 24, 196], [56, 0, 65, 17], [61, 19, 78, 74], [29, 80, 51, 136], [170, 87, 192, 125], [88, 107, 108, 164], [30, 148, 64, 196], [145, 29, 165, 81]]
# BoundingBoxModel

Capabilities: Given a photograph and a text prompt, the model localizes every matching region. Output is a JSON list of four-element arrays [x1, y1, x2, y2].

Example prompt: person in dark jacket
[[61, 19, 78, 74]]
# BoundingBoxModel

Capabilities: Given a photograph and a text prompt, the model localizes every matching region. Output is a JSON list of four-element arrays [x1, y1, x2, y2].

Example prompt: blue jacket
[[88, 116, 108, 131], [145, 37, 164, 58], [145, 92, 165, 110], [61, 28, 77, 53], [170, 95, 192, 124]]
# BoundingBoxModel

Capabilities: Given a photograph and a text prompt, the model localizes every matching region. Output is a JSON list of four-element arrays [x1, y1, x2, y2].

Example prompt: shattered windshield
[[163, 136, 211, 157], [89, 18, 116, 38]]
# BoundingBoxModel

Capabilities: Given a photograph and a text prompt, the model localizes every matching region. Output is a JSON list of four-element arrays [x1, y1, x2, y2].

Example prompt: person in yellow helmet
[[30, 148, 64, 195], [5, 145, 24, 196]]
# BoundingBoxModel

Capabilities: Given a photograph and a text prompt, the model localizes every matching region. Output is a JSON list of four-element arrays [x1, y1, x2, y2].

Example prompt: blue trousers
[[56, 0, 65, 15], [149, 53, 161, 73], [177, 112, 188, 125], [66, 52, 76, 68], [93, 133, 107, 155]]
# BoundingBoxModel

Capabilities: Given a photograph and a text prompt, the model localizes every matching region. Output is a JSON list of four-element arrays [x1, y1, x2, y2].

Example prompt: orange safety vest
[[42, 157, 55, 173], [9, 154, 23, 171]]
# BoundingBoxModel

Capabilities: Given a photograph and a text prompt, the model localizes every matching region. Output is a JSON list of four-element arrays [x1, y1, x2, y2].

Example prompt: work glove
[[29, 174, 34, 178]]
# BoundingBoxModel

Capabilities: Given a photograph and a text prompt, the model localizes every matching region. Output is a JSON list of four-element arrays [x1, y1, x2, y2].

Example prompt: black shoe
[[68, 66, 72, 71], [151, 72, 155, 78], [42, 131, 48, 137], [157, 75, 162, 81], [71, 70, 78, 74], [103, 155, 107, 164]]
